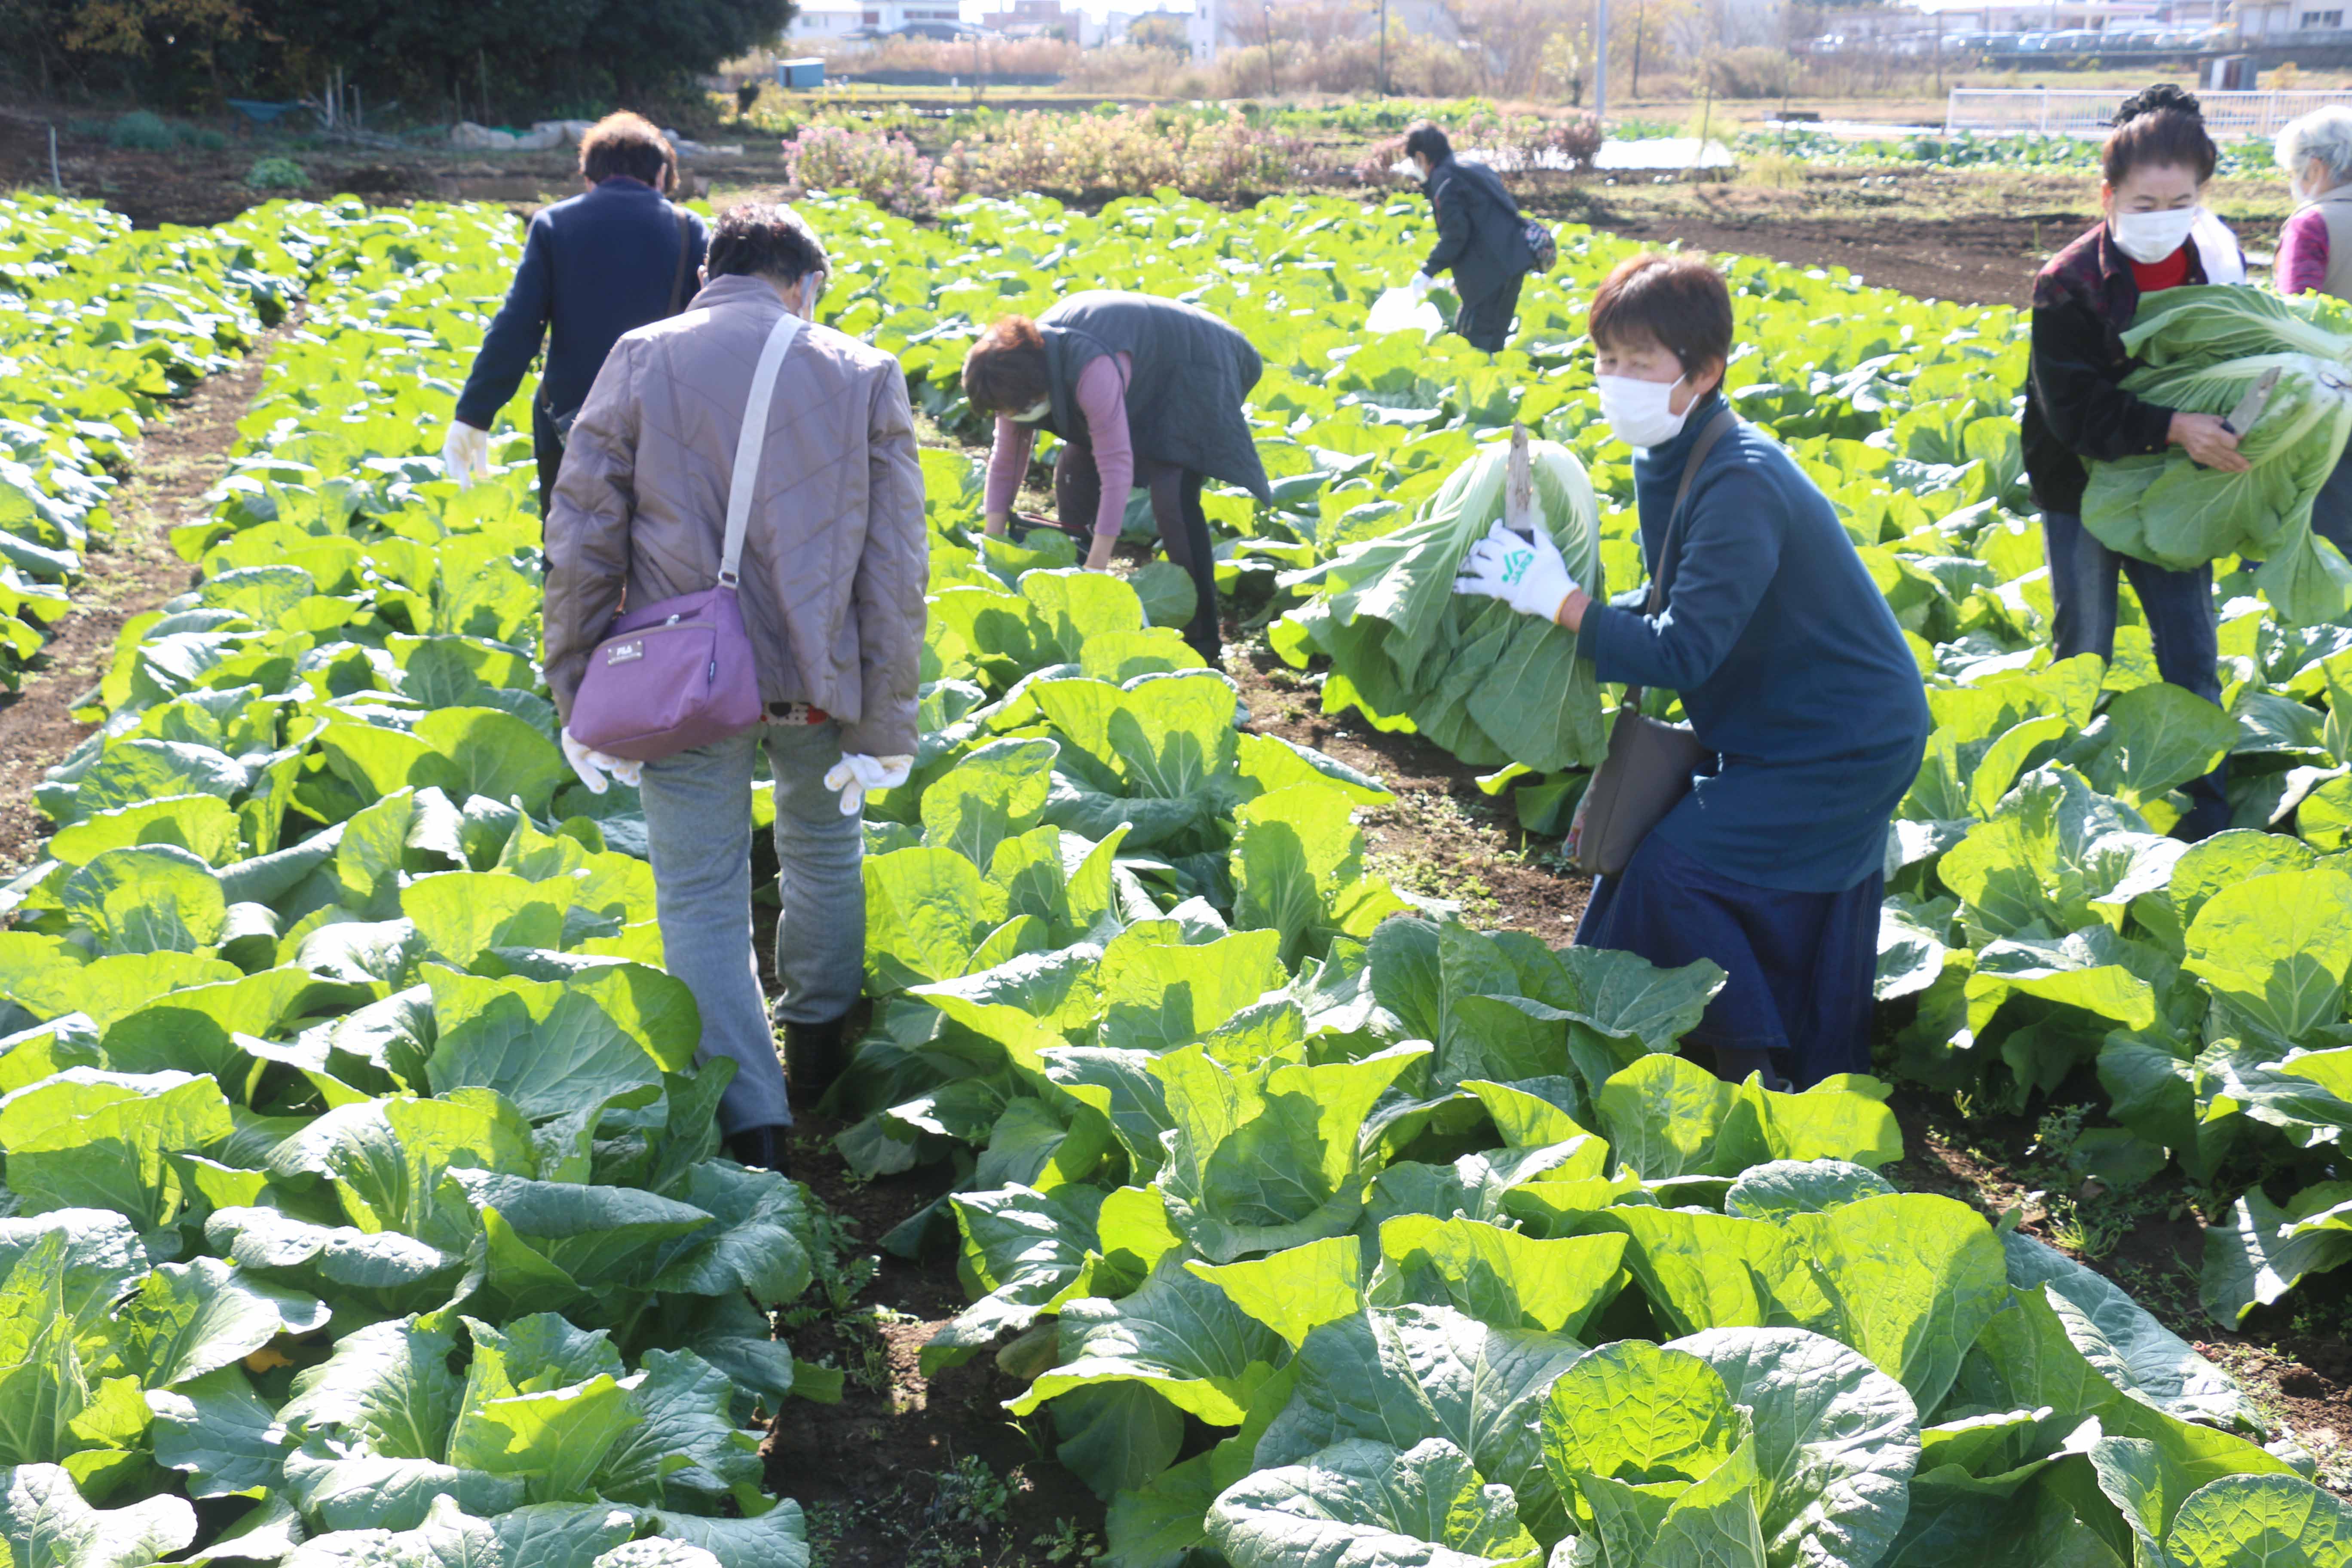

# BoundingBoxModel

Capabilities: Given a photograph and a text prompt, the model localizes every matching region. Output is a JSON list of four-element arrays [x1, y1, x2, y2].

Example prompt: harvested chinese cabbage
[[2083, 285, 2352, 624], [1273, 435, 1606, 772]]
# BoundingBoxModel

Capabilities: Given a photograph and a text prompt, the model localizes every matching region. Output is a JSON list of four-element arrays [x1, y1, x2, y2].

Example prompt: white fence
[[1946, 86, 2352, 140]]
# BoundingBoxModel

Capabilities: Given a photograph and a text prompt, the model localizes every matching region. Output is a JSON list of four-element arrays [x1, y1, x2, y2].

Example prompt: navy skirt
[[1575, 832, 1882, 1090], [2311, 445, 2352, 561]]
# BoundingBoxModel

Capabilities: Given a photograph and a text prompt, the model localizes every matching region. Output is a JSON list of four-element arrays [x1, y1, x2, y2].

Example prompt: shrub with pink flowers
[[1543, 114, 1605, 171], [777, 106, 1595, 217], [932, 108, 1305, 203], [783, 126, 942, 217], [1355, 134, 1410, 186]]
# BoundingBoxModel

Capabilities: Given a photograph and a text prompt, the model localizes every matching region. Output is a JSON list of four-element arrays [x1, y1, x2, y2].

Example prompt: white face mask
[[2110, 205, 2202, 265], [778, 273, 824, 319], [1011, 398, 1051, 423], [1596, 371, 1692, 451]]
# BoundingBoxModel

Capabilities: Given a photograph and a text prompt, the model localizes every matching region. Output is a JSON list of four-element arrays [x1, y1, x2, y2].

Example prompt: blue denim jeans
[[2041, 509, 2230, 838], [637, 718, 864, 1133]]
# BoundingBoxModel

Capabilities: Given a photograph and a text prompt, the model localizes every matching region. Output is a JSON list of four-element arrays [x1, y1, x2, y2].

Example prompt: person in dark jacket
[[1403, 121, 1532, 353], [2023, 85, 2247, 842], [1455, 253, 1929, 1091], [443, 111, 708, 515], [963, 291, 1272, 665]]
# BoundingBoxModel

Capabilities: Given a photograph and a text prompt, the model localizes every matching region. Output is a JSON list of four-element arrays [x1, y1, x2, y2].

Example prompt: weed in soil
[[804, 1453, 1100, 1568], [761, 1112, 1109, 1567]]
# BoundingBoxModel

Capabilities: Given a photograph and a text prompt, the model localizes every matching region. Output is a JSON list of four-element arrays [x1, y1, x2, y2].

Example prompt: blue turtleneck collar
[[1629, 388, 1730, 563], [1630, 387, 1728, 485]]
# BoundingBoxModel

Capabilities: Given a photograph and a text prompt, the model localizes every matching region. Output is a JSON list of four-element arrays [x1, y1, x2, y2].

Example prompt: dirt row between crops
[[0, 320, 299, 881]]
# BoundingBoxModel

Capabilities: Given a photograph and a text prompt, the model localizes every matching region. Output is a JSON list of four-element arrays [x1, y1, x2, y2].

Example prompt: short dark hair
[[962, 316, 1050, 414], [579, 111, 676, 190], [1587, 252, 1736, 373], [706, 204, 828, 285], [2104, 83, 2217, 186], [1403, 122, 1452, 165]]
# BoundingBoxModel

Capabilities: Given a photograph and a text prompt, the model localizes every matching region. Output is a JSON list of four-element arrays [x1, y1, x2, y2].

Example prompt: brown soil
[[765, 1114, 1109, 1568], [1575, 205, 2057, 309], [1228, 637, 1590, 939], [1524, 167, 2099, 310], [0, 319, 295, 877]]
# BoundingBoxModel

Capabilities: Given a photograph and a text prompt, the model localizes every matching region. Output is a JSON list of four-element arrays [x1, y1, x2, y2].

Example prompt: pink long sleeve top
[[2277, 205, 2332, 297], [981, 352, 1134, 537]]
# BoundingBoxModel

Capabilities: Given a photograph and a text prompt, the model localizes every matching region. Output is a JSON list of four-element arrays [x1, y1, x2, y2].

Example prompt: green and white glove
[[1452, 519, 1578, 622]]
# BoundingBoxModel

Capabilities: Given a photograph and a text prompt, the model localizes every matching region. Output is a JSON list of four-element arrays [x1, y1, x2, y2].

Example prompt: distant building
[[1188, 0, 1460, 62], [978, 0, 1073, 32], [791, 0, 869, 40], [1904, 0, 2193, 31], [818, 0, 972, 34], [2235, 0, 2349, 36]]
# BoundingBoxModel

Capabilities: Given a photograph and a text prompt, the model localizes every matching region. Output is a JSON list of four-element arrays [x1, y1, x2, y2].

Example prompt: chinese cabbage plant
[[2085, 285, 2352, 624]]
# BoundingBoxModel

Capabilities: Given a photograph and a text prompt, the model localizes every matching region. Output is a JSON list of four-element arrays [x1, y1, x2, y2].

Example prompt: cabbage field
[[0, 184, 2347, 1568], [0, 198, 301, 690]]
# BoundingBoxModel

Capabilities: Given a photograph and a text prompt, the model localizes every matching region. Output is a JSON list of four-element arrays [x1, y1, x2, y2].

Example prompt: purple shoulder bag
[[568, 312, 804, 762]]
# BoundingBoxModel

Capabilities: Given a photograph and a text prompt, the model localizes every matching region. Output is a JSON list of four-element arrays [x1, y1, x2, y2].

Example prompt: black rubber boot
[[726, 1125, 791, 1177], [783, 1013, 853, 1106]]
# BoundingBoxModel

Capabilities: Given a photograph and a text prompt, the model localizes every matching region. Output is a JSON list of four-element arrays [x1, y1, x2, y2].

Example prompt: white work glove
[[823, 753, 914, 815], [1408, 272, 1436, 297], [441, 420, 492, 490], [560, 727, 643, 794], [1452, 520, 1580, 622]]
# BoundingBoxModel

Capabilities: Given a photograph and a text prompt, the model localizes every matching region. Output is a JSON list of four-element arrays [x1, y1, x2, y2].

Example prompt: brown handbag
[[1571, 407, 1736, 878]]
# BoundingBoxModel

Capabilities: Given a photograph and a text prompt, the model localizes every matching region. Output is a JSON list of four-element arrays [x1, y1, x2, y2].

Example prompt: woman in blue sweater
[[1456, 253, 1928, 1089], [440, 112, 707, 516]]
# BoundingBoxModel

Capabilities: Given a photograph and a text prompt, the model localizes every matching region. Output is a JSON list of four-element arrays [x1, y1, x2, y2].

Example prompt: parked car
[[2048, 28, 2101, 50], [2014, 30, 2054, 48]]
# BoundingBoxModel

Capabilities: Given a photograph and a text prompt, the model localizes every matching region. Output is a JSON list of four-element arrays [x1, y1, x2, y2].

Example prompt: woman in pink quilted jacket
[[2275, 105, 2352, 560]]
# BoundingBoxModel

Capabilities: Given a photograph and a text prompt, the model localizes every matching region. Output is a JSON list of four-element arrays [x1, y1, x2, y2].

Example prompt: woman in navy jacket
[[441, 112, 707, 514], [1457, 253, 1929, 1090]]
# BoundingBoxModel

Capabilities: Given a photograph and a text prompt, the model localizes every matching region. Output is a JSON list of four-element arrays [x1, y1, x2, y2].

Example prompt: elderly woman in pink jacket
[[542, 205, 928, 1175], [961, 291, 1271, 665], [2275, 104, 2352, 560]]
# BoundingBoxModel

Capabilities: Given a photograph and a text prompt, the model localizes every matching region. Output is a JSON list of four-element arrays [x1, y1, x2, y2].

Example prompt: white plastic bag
[[1366, 286, 1443, 338]]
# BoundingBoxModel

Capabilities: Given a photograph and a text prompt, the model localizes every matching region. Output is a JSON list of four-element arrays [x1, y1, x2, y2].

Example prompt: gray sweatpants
[[637, 718, 864, 1133]]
